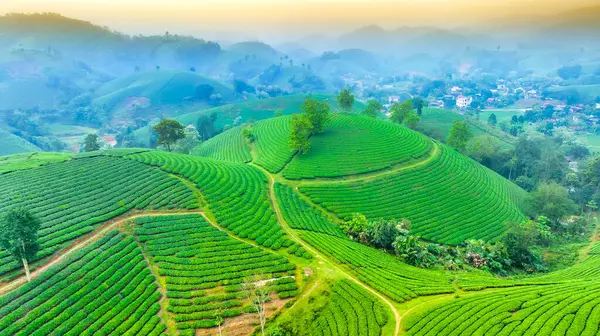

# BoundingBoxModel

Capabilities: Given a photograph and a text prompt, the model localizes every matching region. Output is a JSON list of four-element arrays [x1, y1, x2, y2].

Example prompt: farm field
[[132, 94, 366, 147], [0, 155, 198, 280], [3, 107, 600, 336], [282, 114, 434, 179], [298, 142, 527, 244], [135, 214, 297, 335], [0, 152, 71, 174], [0, 231, 166, 336]]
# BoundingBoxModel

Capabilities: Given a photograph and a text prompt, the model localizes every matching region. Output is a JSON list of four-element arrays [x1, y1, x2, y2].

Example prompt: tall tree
[[447, 119, 472, 151], [336, 88, 355, 112], [487, 113, 497, 126], [527, 182, 577, 225], [174, 126, 201, 154], [196, 112, 220, 141], [83, 133, 101, 152], [362, 99, 383, 118], [153, 119, 185, 152], [411, 97, 424, 116], [301, 97, 331, 134], [389, 100, 413, 124], [404, 113, 421, 129], [288, 115, 312, 154], [0, 208, 41, 282]]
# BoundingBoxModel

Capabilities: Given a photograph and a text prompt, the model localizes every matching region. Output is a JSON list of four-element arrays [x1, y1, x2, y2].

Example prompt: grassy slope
[[0, 152, 71, 174], [418, 107, 516, 149], [0, 129, 41, 156], [133, 94, 365, 146], [92, 69, 238, 109]]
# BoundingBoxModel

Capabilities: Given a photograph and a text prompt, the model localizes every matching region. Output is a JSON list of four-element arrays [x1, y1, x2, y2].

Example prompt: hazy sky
[[1, 0, 597, 42]]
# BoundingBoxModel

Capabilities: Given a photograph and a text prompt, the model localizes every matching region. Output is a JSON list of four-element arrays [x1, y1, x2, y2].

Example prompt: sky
[[1, 0, 598, 43]]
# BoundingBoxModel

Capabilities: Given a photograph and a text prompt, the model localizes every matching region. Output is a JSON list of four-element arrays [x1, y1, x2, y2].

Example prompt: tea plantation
[[2, 111, 600, 336]]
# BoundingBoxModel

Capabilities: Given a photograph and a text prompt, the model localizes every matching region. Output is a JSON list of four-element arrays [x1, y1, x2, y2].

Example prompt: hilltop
[[132, 94, 365, 146]]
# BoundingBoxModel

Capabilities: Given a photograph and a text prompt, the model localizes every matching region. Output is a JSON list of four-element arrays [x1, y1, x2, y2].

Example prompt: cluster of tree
[[152, 118, 201, 153], [339, 212, 588, 275], [2, 109, 66, 151], [288, 98, 331, 154], [388, 100, 421, 129]]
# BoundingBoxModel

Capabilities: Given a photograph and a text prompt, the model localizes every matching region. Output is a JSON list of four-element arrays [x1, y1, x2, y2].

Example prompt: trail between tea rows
[[254, 163, 403, 336], [0, 210, 202, 296]]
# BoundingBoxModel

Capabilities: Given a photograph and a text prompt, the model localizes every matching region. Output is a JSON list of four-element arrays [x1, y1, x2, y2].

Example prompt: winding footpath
[[253, 163, 402, 336]]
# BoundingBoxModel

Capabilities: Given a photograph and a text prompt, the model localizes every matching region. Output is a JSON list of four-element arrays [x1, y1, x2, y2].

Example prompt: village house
[[388, 96, 401, 104], [456, 95, 473, 109]]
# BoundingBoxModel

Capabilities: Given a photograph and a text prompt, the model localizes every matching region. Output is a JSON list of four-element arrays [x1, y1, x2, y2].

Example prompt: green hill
[[93, 70, 239, 110], [419, 107, 516, 148], [0, 129, 41, 155], [133, 94, 365, 146], [194, 112, 526, 244]]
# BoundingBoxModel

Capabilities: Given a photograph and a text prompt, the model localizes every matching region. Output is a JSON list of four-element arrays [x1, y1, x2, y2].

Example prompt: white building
[[456, 95, 473, 109]]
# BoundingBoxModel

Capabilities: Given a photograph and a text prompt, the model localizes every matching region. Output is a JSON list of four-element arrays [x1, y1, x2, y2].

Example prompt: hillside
[[418, 107, 516, 148], [0, 128, 41, 156], [133, 94, 366, 146], [194, 112, 526, 244], [2, 114, 600, 335]]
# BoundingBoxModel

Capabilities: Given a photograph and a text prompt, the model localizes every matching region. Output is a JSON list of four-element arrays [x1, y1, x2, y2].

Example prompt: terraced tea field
[[281, 114, 434, 179], [0, 231, 165, 336], [2, 109, 596, 336], [310, 280, 389, 336], [193, 125, 252, 163], [0, 156, 197, 279], [127, 151, 290, 249], [405, 281, 600, 336], [299, 143, 527, 244], [135, 215, 297, 335]]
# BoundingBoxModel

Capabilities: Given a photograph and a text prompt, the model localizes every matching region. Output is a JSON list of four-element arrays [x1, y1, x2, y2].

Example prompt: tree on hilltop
[[404, 113, 421, 129], [83, 133, 101, 152], [300, 97, 331, 134], [337, 88, 355, 112], [0, 208, 41, 282], [153, 119, 185, 152], [488, 113, 497, 126], [411, 97, 425, 116], [362, 99, 383, 118], [389, 100, 413, 124], [447, 119, 472, 151], [288, 115, 312, 154]]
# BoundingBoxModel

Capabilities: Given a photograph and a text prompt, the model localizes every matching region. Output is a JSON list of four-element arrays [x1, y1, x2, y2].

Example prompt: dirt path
[[255, 164, 402, 336], [0, 210, 202, 296]]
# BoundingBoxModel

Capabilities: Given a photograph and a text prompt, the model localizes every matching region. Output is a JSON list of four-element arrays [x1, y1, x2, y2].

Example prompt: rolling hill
[[132, 94, 366, 146], [3, 108, 600, 336], [0, 128, 41, 156]]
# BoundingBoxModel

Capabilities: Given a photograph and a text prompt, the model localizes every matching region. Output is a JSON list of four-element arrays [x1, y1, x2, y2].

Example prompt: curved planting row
[[127, 151, 290, 249], [310, 280, 389, 336], [274, 182, 346, 238], [193, 126, 252, 163], [458, 254, 600, 291], [405, 281, 600, 336], [0, 231, 165, 336], [299, 231, 453, 302], [300, 144, 527, 244], [0, 156, 197, 279], [134, 215, 297, 336], [282, 114, 433, 179], [252, 116, 297, 173]]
